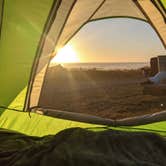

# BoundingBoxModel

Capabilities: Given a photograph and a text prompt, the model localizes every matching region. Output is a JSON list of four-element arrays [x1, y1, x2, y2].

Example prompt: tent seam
[[151, 0, 166, 22], [0, 0, 4, 39], [133, 0, 166, 49], [37, 0, 78, 108], [24, 0, 62, 112]]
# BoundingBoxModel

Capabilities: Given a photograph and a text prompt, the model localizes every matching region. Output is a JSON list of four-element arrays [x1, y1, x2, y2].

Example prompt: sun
[[51, 45, 79, 64]]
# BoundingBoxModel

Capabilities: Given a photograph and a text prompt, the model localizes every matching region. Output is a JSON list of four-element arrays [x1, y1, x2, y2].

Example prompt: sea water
[[60, 62, 149, 70]]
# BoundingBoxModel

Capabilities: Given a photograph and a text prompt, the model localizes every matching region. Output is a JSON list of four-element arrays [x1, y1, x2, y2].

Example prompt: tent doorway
[[38, 18, 166, 122]]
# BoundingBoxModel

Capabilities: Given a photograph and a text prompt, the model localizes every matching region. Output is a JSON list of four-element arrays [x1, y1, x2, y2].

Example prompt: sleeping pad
[[0, 127, 166, 166]]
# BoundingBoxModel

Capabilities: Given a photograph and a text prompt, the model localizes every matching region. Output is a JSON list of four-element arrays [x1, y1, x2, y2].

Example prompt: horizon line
[[51, 61, 149, 64]]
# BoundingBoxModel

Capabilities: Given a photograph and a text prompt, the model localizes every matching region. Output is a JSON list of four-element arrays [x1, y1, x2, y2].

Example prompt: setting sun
[[52, 45, 79, 64]]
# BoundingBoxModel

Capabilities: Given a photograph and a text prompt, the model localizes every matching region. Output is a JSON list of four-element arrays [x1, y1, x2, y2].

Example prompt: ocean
[[56, 62, 149, 70]]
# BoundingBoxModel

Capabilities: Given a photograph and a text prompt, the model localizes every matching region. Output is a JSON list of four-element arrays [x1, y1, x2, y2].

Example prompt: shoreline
[[49, 62, 149, 71]]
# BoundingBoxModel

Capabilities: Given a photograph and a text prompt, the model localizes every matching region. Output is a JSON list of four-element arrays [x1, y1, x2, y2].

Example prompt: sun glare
[[52, 45, 79, 64]]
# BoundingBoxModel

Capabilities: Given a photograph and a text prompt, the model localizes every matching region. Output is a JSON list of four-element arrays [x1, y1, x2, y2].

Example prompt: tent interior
[[0, 0, 166, 165]]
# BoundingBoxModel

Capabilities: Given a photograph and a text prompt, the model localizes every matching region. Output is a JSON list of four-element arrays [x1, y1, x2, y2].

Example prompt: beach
[[39, 65, 166, 120]]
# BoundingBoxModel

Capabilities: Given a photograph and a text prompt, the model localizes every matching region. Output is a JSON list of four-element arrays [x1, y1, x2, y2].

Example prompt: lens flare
[[52, 45, 79, 64]]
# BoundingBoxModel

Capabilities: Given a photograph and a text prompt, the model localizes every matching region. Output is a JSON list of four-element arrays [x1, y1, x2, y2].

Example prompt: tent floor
[[0, 127, 166, 166]]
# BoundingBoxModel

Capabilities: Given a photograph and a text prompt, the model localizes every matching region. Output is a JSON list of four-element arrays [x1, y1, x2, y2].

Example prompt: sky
[[53, 18, 166, 63]]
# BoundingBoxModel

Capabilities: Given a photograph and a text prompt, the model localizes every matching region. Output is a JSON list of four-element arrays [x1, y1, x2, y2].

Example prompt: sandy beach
[[39, 66, 166, 120]]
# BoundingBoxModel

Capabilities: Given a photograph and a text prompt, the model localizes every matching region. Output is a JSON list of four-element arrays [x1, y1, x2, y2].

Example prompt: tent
[[0, 0, 166, 137], [1, 1, 166, 165]]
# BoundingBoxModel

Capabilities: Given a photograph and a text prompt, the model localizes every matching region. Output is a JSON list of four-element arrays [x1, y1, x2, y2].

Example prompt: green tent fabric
[[0, 0, 54, 109], [0, 0, 166, 138], [161, 0, 166, 8]]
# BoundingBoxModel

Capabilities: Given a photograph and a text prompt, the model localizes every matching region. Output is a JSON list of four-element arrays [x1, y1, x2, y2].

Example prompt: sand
[[39, 66, 166, 120]]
